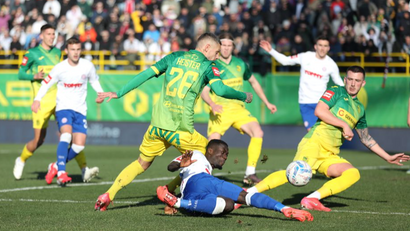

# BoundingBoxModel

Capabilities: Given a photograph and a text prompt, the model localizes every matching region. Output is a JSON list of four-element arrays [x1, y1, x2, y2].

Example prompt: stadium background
[[0, 0, 409, 152]]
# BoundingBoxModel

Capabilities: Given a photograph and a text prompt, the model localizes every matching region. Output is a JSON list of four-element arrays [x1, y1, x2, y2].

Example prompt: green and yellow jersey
[[306, 85, 367, 148], [19, 44, 62, 98], [116, 50, 247, 133], [210, 56, 252, 109]]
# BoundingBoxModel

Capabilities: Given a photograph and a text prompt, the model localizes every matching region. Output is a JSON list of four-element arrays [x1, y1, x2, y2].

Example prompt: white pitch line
[[0, 166, 405, 194], [331, 209, 410, 216]]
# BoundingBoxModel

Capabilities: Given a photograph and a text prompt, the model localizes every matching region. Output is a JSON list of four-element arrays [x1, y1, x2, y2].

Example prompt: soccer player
[[201, 33, 277, 184], [94, 33, 253, 211], [31, 37, 104, 186], [156, 140, 313, 222], [246, 66, 410, 211], [13, 24, 99, 182], [260, 36, 344, 130]]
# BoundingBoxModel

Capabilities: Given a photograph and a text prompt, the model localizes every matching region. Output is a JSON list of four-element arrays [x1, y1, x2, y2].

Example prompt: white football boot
[[13, 157, 25, 180], [82, 166, 99, 182]]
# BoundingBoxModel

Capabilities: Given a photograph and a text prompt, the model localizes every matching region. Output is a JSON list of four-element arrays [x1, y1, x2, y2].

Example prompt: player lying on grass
[[157, 140, 313, 222], [246, 66, 410, 211]]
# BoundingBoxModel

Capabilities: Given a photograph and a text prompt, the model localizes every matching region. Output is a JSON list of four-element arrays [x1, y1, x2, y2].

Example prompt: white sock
[[306, 191, 321, 200], [57, 171, 66, 177], [246, 186, 259, 194], [174, 198, 181, 208], [245, 166, 256, 176]]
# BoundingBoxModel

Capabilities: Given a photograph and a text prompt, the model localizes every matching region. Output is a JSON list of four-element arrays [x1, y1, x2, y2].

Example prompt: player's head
[[314, 35, 330, 59], [39, 24, 56, 49], [65, 37, 82, 65], [205, 139, 229, 170], [219, 33, 235, 59], [344, 65, 366, 97], [196, 32, 221, 61]]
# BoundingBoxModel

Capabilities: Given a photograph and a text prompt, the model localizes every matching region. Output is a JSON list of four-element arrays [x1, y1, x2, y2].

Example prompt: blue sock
[[56, 141, 69, 171], [180, 198, 216, 214], [67, 147, 79, 162], [248, 193, 285, 212]]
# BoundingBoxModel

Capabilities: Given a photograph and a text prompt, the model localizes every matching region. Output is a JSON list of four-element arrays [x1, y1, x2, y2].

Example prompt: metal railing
[[0, 50, 409, 75]]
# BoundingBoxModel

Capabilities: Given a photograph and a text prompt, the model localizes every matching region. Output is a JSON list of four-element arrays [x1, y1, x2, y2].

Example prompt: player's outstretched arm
[[210, 80, 252, 103], [259, 40, 299, 66], [200, 85, 223, 115], [259, 40, 273, 53], [248, 75, 277, 114], [356, 128, 410, 165], [97, 92, 118, 103]]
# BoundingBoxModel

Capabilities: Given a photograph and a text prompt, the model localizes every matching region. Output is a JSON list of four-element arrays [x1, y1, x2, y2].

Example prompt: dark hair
[[218, 32, 234, 41], [197, 32, 220, 45], [66, 37, 81, 45], [346, 65, 366, 79], [40, 24, 55, 33], [206, 139, 228, 152], [315, 35, 329, 43]]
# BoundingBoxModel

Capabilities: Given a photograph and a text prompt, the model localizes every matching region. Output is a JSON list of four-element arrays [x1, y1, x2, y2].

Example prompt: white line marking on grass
[[0, 166, 406, 194], [0, 198, 139, 204], [332, 209, 410, 216]]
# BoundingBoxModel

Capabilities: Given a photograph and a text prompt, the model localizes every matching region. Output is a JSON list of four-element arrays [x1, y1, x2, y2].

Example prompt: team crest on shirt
[[236, 65, 241, 72], [322, 90, 335, 101], [21, 57, 28, 66], [323, 67, 327, 71], [81, 74, 87, 79], [212, 67, 220, 76], [61, 117, 68, 124]]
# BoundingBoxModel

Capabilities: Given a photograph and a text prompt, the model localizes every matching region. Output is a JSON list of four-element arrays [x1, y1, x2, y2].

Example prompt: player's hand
[[180, 150, 197, 168], [282, 207, 313, 222], [210, 104, 223, 115], [95, 93, 105, 103], [97, 92, 118, 103], [342, 125, 354, 141], [266, 103, 277, 114], [31, 100, 41, 113], [34, 69, 44, 80], [259, 40, 272, 53], [245, 92, 253, 103], [387, 153, 410, 166]]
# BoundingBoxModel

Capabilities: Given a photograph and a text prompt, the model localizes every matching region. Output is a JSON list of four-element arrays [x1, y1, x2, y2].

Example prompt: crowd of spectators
[[0, 0, 409, 73]]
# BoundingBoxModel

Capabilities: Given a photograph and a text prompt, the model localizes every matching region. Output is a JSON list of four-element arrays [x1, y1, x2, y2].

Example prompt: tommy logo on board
[[322, 90, 335, 101], [212, 67, 220, 76]]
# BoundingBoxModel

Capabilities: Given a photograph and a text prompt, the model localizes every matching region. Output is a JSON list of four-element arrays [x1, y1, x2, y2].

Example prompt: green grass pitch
[[0, 144, 409, 231]]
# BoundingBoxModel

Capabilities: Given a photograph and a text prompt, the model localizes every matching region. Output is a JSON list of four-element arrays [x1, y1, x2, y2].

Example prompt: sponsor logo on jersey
[[305, 70, 323, 79], [212, 67, 220, 76], [21, 57, 28, 66], [44, 75, 52, 84], [64, 83, 83, 88], [337, 108, 357, 127], [39, 56, 44, 60], [38, 65, 54, 74], [322, 90, 335, 101]]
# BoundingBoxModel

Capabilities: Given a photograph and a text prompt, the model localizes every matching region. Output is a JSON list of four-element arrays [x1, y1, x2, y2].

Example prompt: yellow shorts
[[207, 106, 258, 136], [294, 134, 350, 177], [139, 125, 208, 162], [31, 82, 57, 129]]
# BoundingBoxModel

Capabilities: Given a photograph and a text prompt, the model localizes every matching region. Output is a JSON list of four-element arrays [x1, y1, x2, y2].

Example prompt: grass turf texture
[[0, 144, 409, 231]]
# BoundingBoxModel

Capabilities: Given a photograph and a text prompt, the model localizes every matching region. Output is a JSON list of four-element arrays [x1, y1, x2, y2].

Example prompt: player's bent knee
[[71, 144, 85, 153], [60, 133, 72, 143], [212, 197, 228, 215]]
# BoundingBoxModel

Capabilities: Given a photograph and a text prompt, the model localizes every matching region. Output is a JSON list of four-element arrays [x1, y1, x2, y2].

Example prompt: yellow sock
[[247, 137, 263, 167], [74, 151, 87, 169], [317, 168, 360, 199], [107, 160, 145, 200], [255, 170, 288, 193], [166, 175, 182, 193], [20, 145, 33, 162]]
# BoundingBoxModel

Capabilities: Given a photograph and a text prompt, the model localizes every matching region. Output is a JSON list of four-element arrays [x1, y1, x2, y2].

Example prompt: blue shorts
[[299, 103, 318, 129], [55, 110, 87, 134], [182, 173, 242, 202]]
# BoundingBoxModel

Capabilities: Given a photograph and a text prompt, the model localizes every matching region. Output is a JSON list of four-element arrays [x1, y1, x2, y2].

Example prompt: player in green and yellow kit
[[94, 33, 253, 211], [247, 66, 409, 211], [13, 24, 97, 182], [201, 33, 277, 185]]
